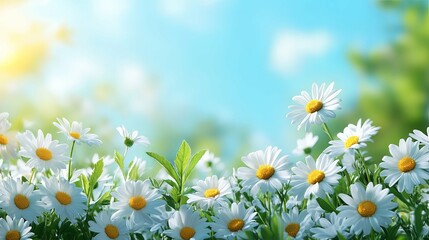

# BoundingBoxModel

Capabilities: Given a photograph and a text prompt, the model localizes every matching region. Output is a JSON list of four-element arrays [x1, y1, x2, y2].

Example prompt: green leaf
[[389, 187, 410, 205], [114, 151, 124, 175], [337, 231, 347, 240], [127, 160, 140, 181], [147, 152, 180, 184], [184, 149, 207, 181], [89, 159, 104, 191], [415, 205, 424, 237], [316, 197, 336, 213], [80, 174, 89, 196], [164, 179, 179, 189], [93, 191, 111, 210], [174, 140, 191, 177]]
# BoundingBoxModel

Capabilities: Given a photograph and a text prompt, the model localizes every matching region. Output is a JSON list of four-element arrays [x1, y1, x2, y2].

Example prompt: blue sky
[[8, 0, 398, 159]]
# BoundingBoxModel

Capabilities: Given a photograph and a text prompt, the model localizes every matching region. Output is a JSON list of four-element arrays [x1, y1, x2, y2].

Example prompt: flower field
[[1, 82, 429, 240]]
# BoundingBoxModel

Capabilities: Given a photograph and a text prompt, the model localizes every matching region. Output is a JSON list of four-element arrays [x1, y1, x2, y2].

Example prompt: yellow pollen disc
[[0, 134, 8, 145], [14, 194, 30, 209], [104, 224, 120, 239], [180, 226, 196, 240], [204, 188, 220, 198], [357, 200, 377, 217], [256, 164, 275, 180], [129, 196, 147, 210], [36, 147, 52, 161], [305, 100, 323, 113], [398, 156, 416, 173], [55, 191, 72, 205], [69, 131, 81, 139], [5, 230, 20, 240], [227, 219, 245, 232], [285, 223, 300, 237], [307, 170, 325, 184], [344, 136, 359, 148]]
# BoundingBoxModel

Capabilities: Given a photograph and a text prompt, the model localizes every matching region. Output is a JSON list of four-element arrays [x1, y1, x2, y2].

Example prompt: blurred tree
[[348, 1, 429, 161]]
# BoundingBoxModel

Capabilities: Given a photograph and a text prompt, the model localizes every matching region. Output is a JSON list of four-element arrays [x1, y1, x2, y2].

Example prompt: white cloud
[[270, 30, 333, 75], [159, 0, 222, 31]]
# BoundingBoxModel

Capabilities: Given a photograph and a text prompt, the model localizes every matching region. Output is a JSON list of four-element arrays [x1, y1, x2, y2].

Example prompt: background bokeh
[[1, 0, 428, 175]]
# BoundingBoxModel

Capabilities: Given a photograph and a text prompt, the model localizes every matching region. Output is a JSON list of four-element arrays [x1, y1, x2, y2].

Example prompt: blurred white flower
[[195, 150, 225, 175], [117, 125, 150, 148], [54, 118, 102, 146], [292, 132, 318, 155]]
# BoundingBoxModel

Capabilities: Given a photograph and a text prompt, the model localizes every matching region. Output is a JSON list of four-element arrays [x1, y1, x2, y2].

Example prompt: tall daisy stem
[[322, 123, 334, 140], [68, 140, 76, 181], [357, 150, 371, 183]]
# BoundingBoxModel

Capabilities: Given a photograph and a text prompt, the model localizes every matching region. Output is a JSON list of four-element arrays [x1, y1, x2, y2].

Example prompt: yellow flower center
[[129, 196, 147, 210], [36, 147, 52, 161], [398, 156, 416, 173], [285, 223, 300, 237], [55, 191, 72, 205], [227, 219, 244, 232], [5, 230, 20, 240], [104, 224, 120, 239], [305, 100, 323, 113], [0, 134, 8, 145], [204, 188, 220, 198], [357, 200, 377, 217], [180, 227, 195, 240], [14, 194, 30, 209], [344, 136, 359, 148], [256, 164, 275, 180], [69, 131, 81, 139], [307, 170, 325, 184]]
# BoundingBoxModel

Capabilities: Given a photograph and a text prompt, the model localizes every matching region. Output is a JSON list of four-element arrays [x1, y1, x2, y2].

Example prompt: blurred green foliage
[[347, 2, 429, 161]]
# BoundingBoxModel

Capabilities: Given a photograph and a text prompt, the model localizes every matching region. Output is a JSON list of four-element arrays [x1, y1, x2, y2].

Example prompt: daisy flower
[[0, 216, 34, 240], [38, 177, 87, 223], [16, 130, 69, 172], [0, 178, 45, 223], [292, 132, 319, 155], [325, 119, 380, 157], [53, 118, 102, 146], [337, 182, 396, 236], [342, 151, 371, 174], [117, 125, 150, 148], [195, 151, 225, 175], [380, 137, 429, 193], [410, 127, 429, 146], [289, 154, 342, 200], [89, 210, 130, 240], [164, 205, 210, 240], [282, 207, 313, 239], [187, 175, 232, 210], [210, 202, 258, 239], [286, 82, 341, 131], [0, 112, 17, 160], [236, 146, 292, 195], [310, 213, 350, 240], [111, 180, 164, 223]]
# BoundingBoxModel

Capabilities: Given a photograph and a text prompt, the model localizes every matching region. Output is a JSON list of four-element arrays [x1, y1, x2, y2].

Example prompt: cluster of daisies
[[0, 82, 429, 239]]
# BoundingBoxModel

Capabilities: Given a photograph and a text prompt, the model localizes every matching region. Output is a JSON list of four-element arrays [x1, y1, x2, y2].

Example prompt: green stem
[[357, 150, 371, 183], [68, 140, 76, 181], [29, 168, 36, 184], [322, 123, 334, 140]]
